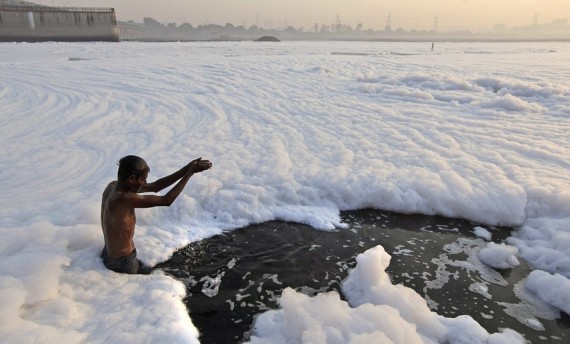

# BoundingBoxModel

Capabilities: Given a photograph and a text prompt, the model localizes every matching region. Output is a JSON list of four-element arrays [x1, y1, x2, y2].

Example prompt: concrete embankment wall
[[0, 6, 119, 42]]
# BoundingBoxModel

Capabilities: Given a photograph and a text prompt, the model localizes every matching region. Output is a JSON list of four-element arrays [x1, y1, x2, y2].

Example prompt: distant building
[[0, 1, 119, 42], [118, 22, 144, 41]]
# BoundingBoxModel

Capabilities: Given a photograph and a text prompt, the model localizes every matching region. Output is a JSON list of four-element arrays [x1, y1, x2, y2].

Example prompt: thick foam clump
[[0, 223, 200, 344], [525, 270, 570, 315], [249, 288, 425, 344], [509, 217, 570, 278], [249, 245, 526, 344], [478, 242, 520, 269], [473, 226, 492, 241]]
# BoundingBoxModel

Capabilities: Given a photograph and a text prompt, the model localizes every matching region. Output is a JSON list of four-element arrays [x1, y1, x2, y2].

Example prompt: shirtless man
[[100, 155, 212, 274]]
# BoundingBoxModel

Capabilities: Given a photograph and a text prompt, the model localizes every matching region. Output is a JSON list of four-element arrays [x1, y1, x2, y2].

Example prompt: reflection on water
[[155, 209, 569, 344]]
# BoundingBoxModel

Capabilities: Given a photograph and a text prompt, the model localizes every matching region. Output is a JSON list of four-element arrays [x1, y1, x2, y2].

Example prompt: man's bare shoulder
[[103, 181, 130, 207], [103, 181, 117, 198], [104, 181, 140, 206], [103, 182, 136, 216]]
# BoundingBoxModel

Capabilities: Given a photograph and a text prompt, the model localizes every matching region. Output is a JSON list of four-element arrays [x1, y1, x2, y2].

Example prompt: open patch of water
[[156, 209, 570, 343]]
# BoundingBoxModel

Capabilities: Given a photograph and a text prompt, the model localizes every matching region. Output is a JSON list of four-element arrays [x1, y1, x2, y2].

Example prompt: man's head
[[117, 155, 149, 181]]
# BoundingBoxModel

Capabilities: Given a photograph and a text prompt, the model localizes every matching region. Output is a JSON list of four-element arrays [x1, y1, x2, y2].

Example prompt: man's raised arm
[[142, 158, 207, 193], [130, 158, 212, 208]]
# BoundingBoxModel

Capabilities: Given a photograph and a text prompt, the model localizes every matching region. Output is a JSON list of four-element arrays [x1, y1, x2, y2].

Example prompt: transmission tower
[[433, 15, 439, 31], [533, 13, 539, 27], [385, 13, 392, 32], [335, 13, 341, 32]]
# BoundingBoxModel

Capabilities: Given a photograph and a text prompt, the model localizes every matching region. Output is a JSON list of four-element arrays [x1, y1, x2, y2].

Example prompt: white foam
[[249, 245, 526, 343], [499, 279, 560, 330], [509, 216, 570, 278], [473, 226, 492, 241], [2, 41, 570, 342], [478, 242, 520, 269], [526, 270, 570, 315]]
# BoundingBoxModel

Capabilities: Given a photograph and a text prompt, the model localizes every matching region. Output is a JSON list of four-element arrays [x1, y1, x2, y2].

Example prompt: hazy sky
[[48, 1, 570, 31]]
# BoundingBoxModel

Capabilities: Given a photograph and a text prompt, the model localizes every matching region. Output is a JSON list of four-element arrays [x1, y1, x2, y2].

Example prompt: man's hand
[[189, 157, 212, 173]]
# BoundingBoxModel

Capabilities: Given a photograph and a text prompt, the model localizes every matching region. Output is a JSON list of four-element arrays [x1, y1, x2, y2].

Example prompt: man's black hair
[[117, 155, 149, 181]]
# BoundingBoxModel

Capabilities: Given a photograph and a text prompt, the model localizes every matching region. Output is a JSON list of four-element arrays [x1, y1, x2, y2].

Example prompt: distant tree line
[[120, 16, 450, 41], [118, 16, 570, 42], [136, 16, 374, 35]]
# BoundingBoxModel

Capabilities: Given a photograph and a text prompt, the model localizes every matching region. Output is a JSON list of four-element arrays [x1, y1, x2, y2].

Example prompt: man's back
[[101, 181, 136, 258]]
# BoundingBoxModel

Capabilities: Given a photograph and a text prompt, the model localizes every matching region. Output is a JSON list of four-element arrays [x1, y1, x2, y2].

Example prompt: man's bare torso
[[100, 157, 211, 264], [101, 181, 136, 258]]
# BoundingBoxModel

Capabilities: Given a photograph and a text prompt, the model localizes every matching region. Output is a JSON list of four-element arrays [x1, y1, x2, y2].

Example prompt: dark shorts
[[100, 247, 152, 275]]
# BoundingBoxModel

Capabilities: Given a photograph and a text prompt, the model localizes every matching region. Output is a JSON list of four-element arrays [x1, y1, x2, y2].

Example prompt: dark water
[[155, 209, 570, 344]]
